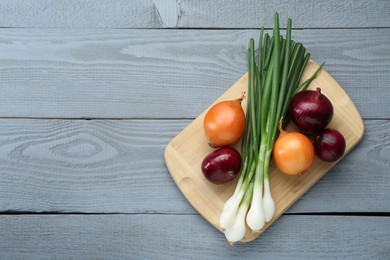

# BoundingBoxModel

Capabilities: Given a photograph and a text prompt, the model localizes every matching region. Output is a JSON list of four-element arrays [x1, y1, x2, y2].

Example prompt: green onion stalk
[[221, 13, 325, 243]]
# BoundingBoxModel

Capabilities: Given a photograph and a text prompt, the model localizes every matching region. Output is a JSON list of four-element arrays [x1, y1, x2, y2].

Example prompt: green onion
[[224, 183, 254, 243], [220, 12, 324, 243]]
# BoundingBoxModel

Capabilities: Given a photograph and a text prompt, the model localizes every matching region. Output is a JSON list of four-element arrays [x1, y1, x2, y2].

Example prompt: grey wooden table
[[0, 1, 389, 259]]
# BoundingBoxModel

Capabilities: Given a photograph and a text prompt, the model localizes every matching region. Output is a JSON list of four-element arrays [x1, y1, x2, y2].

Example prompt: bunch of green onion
[[220, 13, 324, 243]]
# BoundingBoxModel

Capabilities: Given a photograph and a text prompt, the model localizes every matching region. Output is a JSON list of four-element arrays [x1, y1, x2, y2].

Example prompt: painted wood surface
[[0, 215, 389, 259], [0, 0, 389, 28], [0, 29, 389, 119], [0, 0, 389, 257], [0, 119, 388, 214]]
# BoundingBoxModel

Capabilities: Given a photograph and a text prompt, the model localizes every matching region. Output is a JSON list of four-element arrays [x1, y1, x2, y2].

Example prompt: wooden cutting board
[[164, 61, 364, 243]]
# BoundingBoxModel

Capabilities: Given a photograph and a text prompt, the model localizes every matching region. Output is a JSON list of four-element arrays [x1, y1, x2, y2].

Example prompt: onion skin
[[201, 147, 241, 185], [273, 130, 315, 175], [203, 97, 245, 147], [314, 128, 346, 162], [289, 88, 333, 134]]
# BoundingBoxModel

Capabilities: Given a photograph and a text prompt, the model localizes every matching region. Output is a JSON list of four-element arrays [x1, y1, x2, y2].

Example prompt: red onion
[[313, 128, 346, 162], [289, 87, 333, 134], [201, 147, 241, 185]]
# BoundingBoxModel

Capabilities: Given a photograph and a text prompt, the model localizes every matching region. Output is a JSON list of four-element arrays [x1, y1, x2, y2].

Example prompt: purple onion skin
[[290, 88, 334, 134], [314, 128, 346, 162], [201, 147, 241, 185]]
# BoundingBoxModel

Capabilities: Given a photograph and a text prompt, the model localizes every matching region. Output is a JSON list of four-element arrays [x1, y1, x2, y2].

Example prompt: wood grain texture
[[178, 0, 390, 29], [0, 29, 389, 119], [0, 119, 388, 214], [0, 0, 166, 28], [0, 0, 389, 28], [0, 1, 388, 257], [0, 214, 389, 259]]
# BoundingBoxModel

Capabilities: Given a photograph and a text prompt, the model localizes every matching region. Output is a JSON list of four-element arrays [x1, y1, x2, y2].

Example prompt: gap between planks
[[1, 27, 390, 30], [0, 117, 387, 121], [0, 211, 389, 217], [0, 117, 194, 121]]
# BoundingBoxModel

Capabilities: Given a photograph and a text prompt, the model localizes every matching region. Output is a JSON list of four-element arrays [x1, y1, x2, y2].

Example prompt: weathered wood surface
[[0, 214, 389, 259], [0, 29, 389, 119], [0, 0, 389, 28], [0, 119, 388, 214], [0, 0, 389, 257]]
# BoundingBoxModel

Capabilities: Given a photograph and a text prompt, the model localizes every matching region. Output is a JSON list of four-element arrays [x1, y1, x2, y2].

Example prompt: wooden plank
[[0, 0, 166, 28], [0, 29, 389, 119], [178, 0, 390, 29], [0, 119, 388, 214], [0, 0, 389, 28], [0, 214, 389, 259]]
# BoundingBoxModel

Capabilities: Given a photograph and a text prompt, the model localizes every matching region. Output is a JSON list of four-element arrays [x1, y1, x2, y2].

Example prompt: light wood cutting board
[[164, 61, 364, 243]]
